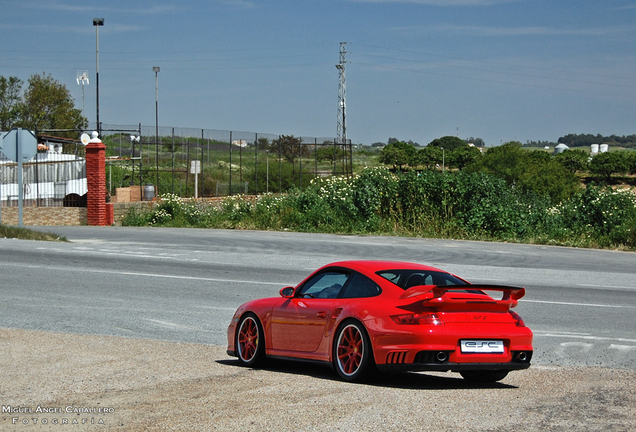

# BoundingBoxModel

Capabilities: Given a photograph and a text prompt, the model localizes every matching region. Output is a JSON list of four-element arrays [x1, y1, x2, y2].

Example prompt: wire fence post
[[254, 133, 258, 196], [228, 131, 232, 195], [278, 135, 282, 194], [299, 139, 302, 188]]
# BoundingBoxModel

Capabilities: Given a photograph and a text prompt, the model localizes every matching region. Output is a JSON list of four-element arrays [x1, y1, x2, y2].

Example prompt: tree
[[589, 151, 630, 180], [388, 137, 420, 147], [519, 159, 581, 203], [270, 135, 308, 164], [316, 145, 346, 162], [465, 137, 485, 147], [448, 146, 482, 170], [413, 145, 442, 170], [0, 76, 23, 130], [628, 152, 636, 175], [467, 141, 580, 203], [467, 141, 526, 185], [15, 73, 87, 135], [428, 136, 468, 152], [257, 137, 270, 151], [554, 149, 589, 174], [378, 141, 416, 169]]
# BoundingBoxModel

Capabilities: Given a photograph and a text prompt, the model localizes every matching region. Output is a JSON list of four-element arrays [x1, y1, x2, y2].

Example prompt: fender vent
[[386, 351, 408, 364]]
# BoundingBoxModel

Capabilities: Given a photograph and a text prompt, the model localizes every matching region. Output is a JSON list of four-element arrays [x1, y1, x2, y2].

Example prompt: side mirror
[[280, 286, 295, 298]]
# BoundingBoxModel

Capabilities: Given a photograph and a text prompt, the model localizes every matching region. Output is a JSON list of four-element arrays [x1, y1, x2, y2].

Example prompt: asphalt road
[[3, 226, 636, 369]]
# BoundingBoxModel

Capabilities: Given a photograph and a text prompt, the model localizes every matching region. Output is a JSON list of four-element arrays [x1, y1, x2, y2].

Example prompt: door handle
[[316, 311, 327, 318]]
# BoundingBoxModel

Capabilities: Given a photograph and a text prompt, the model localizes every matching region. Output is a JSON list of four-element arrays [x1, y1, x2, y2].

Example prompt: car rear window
[[377, 269, 466, 290]]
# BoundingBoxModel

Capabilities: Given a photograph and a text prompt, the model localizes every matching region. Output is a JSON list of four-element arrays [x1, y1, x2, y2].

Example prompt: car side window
[[298, 271, 349, 299], [340, 272, 381, 299]]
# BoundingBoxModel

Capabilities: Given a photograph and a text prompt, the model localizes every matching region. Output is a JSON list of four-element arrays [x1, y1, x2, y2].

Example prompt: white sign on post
[[190, 160, 201, 199], [190, 160, 201, 174], [2, 128, 38, 162]]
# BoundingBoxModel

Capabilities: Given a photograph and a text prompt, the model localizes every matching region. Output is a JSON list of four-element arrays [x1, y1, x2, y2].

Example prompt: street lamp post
[[93, 18, 104, 135], [153, 66, 160, 195]]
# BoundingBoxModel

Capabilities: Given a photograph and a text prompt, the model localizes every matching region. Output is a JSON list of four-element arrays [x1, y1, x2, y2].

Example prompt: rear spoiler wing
[[399, 284, 526, 308]]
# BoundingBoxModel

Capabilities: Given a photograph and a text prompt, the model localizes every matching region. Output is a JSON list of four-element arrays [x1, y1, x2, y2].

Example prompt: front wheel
[[236, 313, 265, 367], [333, 320, 374, 382], [460, 370, 509, 383]]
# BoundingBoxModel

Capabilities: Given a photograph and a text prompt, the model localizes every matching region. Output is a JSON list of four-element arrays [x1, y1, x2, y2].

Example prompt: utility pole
[[154, 66, 160, 195], [336, 42, 347, 175]]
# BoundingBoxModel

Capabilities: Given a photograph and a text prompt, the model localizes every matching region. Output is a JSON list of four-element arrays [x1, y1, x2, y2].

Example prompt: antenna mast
[[336, 42, 347, 146]]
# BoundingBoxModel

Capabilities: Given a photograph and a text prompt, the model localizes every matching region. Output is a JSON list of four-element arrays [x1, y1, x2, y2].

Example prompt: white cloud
[[350, 0, 517, 5], [392, 24, 634, 37], [18, 1, 181, 15], [219, 0, 257, 8]]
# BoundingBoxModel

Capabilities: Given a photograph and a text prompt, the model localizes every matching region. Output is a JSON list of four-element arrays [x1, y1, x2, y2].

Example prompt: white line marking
[[577, 283, 635, 290], [524, 299, 632, 308], [534, 331, 636, 344], [145, 319, 197, 331], [0, 262, 291, 286], [609, 344, 636, 351], [110, 270, 290, 286], [192, 305, 238, 312]]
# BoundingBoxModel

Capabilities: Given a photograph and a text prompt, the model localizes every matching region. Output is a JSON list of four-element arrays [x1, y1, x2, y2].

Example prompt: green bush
[[467, 142, 581, 203], [590, 151, 631, 180], [121, 167, 636, 249]]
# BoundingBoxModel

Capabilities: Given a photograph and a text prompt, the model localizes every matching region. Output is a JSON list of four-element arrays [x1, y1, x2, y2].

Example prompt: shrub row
[[122, 167, 636, 250]]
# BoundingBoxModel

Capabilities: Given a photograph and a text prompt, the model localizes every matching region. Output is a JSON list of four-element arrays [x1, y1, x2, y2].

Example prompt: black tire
[[236, 313, 265, 367], [333, 320, 374, 382], [460, 370, 509, 383]]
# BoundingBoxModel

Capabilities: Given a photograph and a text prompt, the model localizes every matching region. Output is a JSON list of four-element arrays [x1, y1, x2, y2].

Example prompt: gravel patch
[[1, 328, 635, 431]]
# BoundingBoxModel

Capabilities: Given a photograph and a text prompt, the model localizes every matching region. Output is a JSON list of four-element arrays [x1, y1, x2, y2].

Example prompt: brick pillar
[[85, 132, 108, 226]]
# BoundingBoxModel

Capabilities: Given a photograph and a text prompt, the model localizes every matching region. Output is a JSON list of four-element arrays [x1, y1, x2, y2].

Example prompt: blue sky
[[2, 0, 635, 146]]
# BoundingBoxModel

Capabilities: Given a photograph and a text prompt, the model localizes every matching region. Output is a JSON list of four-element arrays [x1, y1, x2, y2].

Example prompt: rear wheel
[[236, 313, 265, 367], [333, 320, 373, 382], [460, 370, 509, 383]]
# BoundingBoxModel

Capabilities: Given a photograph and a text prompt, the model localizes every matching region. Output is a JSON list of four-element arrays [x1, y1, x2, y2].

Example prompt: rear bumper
[[377, 348, 532, 372], [377, 360, 531, 373]]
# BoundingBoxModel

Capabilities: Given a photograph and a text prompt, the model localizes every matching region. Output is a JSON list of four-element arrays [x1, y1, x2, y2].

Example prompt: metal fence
[[99, 123, 353, 199], [0, 124, 353, 207], [0, 135, 87, 208]]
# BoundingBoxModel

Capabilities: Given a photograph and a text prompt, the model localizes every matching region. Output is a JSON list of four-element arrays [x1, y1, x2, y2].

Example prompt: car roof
[[324, 260, 446, 274]]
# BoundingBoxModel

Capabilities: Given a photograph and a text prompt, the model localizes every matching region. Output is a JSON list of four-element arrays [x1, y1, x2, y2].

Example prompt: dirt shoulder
[[1, 327, 635, 431]]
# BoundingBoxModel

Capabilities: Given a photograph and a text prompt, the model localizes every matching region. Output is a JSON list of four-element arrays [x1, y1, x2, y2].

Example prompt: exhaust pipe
[[518, 352, 527, 362], [435, 352, 448, 363]]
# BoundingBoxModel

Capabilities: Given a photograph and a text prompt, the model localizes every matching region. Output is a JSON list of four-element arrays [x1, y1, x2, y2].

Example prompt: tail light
[[509, 311, 526, 327], [391, 312, 444, 326]]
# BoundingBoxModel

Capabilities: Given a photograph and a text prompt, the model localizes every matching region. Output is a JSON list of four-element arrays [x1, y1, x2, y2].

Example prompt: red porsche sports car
[[227, 261, 533, 382]]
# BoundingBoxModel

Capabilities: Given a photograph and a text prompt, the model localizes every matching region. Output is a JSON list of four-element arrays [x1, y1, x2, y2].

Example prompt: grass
[[0, 225, 68, 242]]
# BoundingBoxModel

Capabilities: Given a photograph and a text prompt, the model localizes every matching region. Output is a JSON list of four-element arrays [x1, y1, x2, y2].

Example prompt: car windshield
[[377, 269, 467, 290]]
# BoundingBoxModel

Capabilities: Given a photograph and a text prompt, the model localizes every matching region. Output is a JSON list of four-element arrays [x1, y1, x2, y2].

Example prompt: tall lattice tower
[[336, 42, 347, 145]]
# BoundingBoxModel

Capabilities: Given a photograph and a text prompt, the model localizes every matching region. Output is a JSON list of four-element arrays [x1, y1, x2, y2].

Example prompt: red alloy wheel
[[337, 324, 364, 376], [238, 316, 259, 363]]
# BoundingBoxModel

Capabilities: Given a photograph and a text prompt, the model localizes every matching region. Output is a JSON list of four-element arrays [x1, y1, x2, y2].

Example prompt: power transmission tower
[[336, 42, 350, 175], [336, 42, 347, 147]]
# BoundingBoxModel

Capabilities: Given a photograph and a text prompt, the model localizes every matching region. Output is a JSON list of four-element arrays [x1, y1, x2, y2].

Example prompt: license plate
[[460, 340, 504, 353]]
